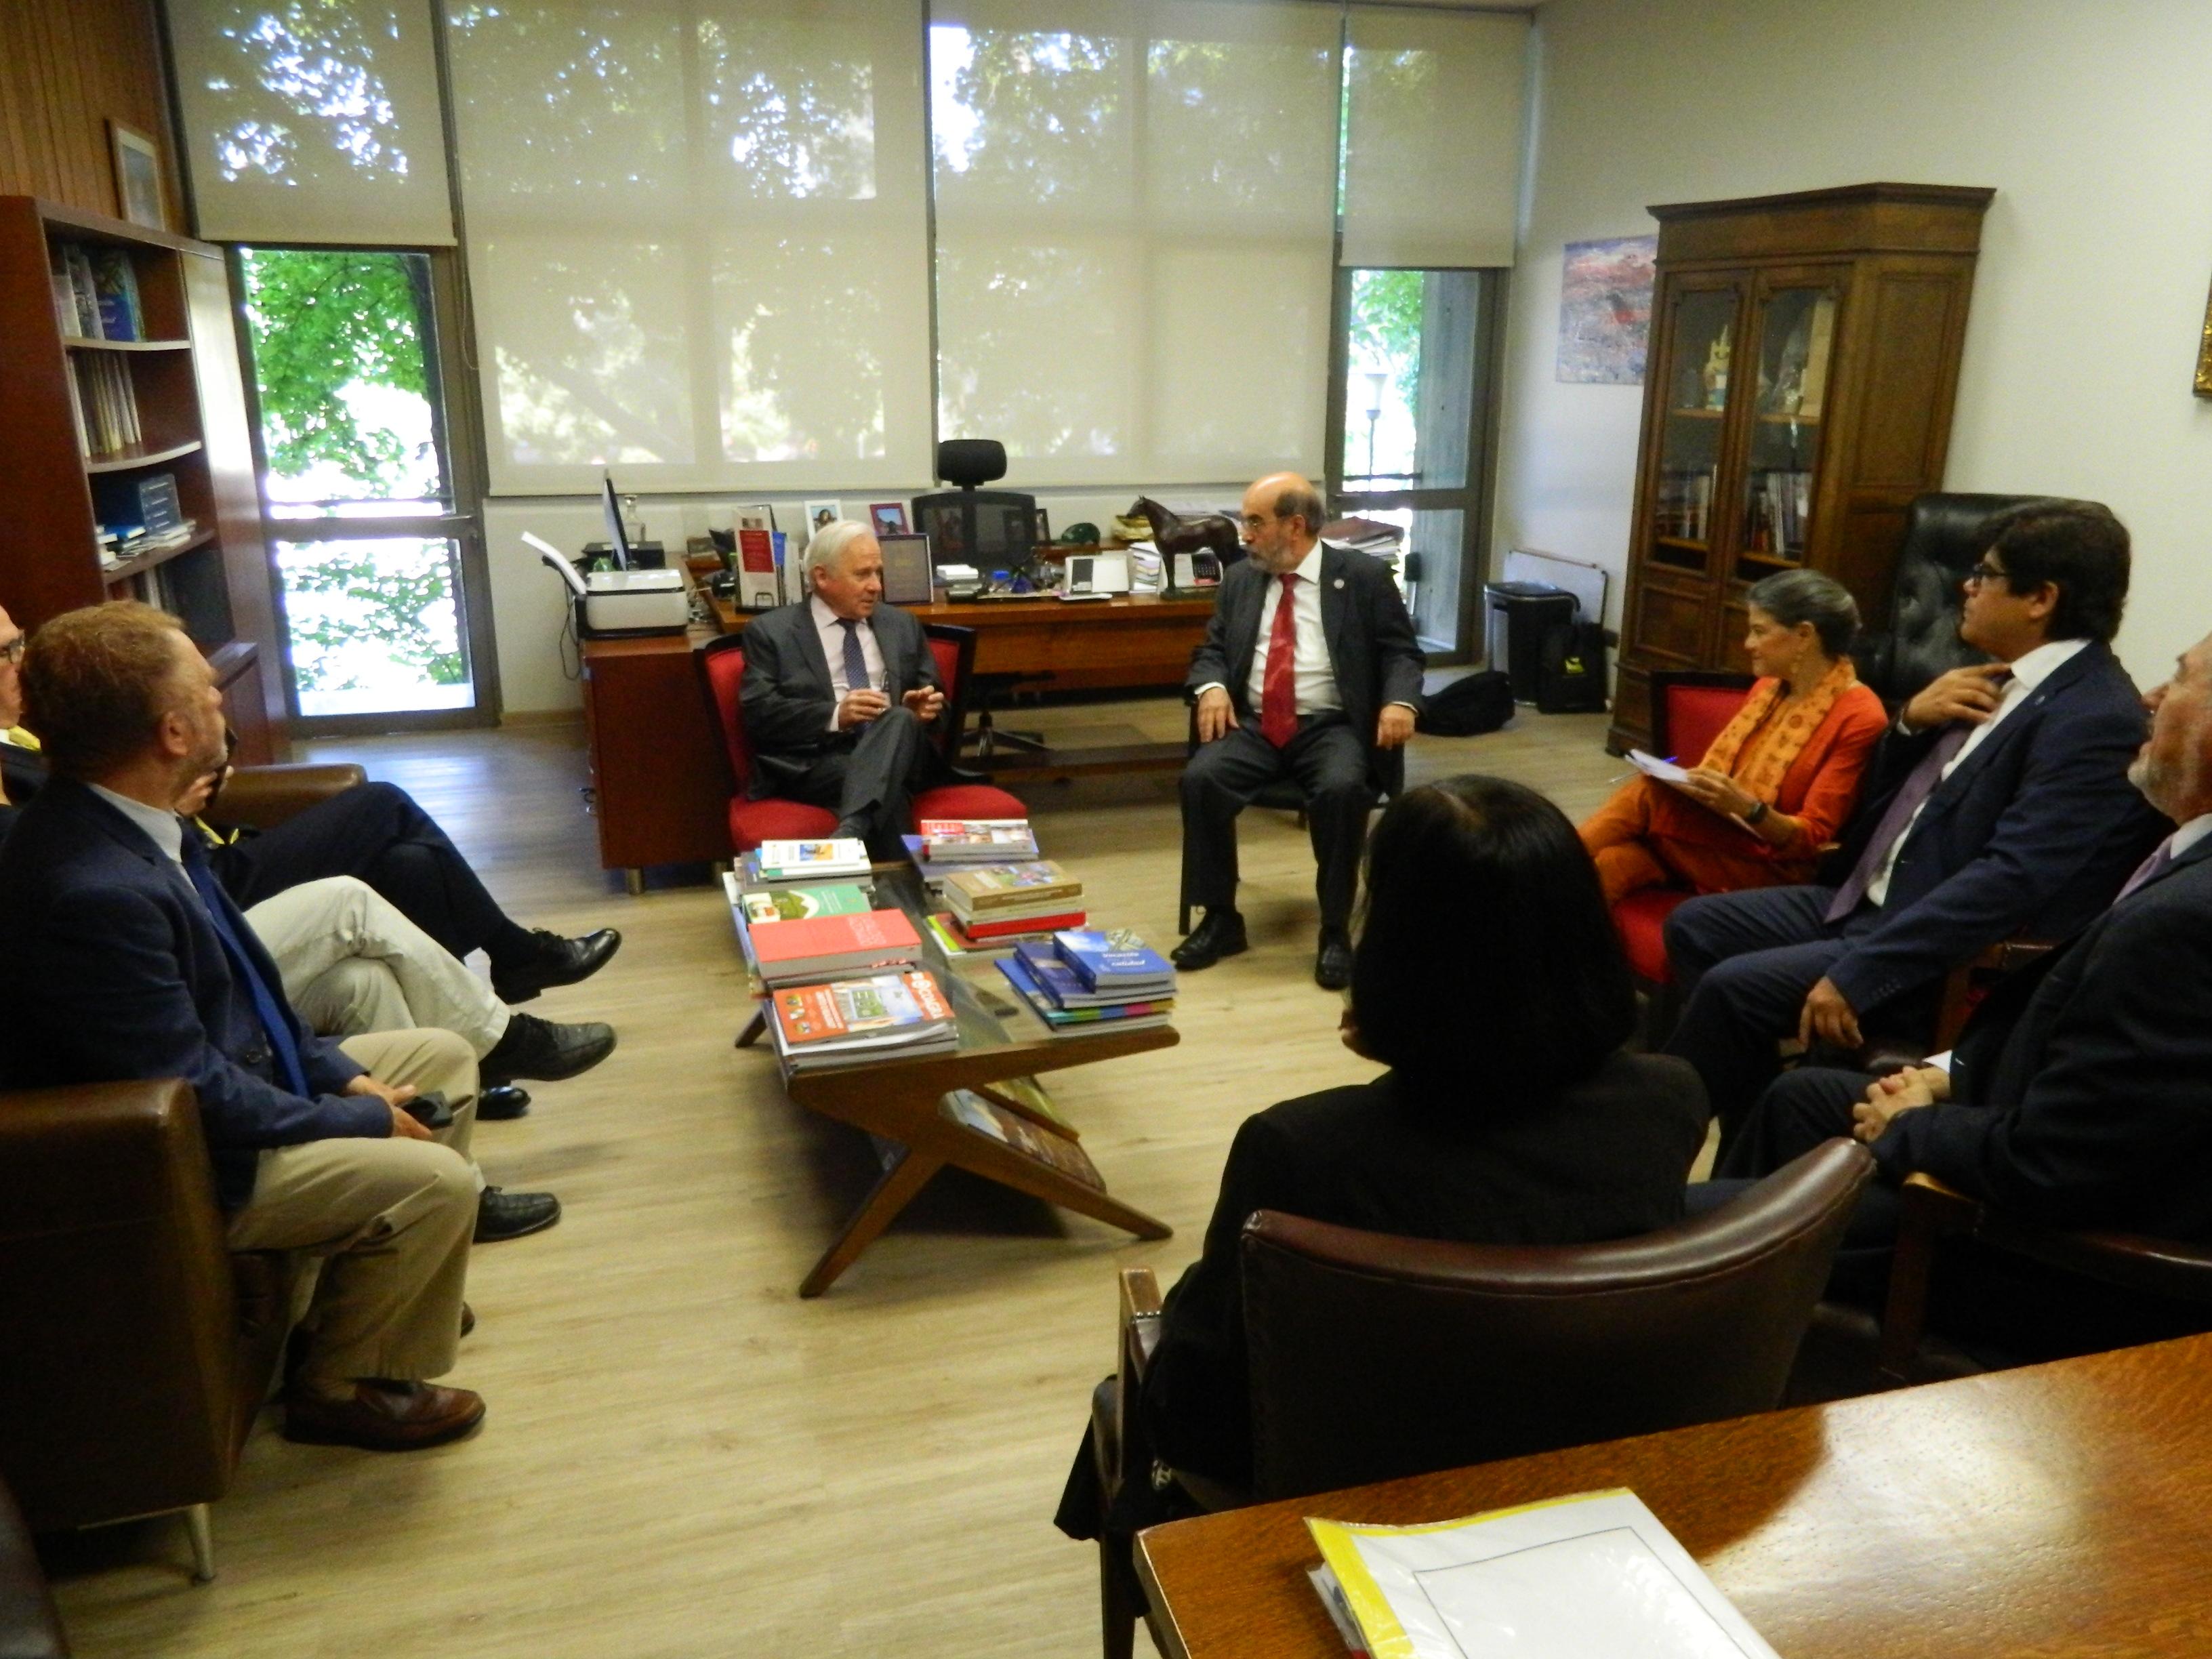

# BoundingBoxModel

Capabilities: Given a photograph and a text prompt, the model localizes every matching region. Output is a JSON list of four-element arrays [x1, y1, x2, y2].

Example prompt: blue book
[[1052, 929, 1175, 994], [998, 956, 1174, 1029], [1010, 942, 1134, 1008]]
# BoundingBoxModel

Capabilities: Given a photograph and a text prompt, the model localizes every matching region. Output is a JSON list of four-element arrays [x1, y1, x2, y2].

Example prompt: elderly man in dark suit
[[1176, 472, 1425, 989], [738, 520, 947, 859], [1663, 498, 2165, 1142], [1702, 627, 2212, 1349], [0, 602, 558, 1452]]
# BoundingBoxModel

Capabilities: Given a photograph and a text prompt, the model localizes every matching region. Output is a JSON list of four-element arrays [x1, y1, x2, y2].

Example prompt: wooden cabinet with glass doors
[[1607, 183, 1994, 754]]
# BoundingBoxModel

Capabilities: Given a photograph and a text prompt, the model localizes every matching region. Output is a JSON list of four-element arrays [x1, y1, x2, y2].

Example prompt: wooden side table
[[579, 631, 731, 890]]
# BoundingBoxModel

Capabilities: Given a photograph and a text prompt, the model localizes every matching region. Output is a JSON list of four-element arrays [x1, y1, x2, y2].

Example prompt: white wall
[[1496, 0, 2212, 687], [487, 487, 1237, 712]]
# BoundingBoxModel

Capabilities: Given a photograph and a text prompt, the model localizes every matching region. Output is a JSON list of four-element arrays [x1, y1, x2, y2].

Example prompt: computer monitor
[[912, 491, 1037, 569], [598, 472, 632, 570]]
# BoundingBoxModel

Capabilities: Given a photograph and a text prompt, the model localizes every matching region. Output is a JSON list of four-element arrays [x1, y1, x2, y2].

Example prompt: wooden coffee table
[[732, 863, 1176, 1296]]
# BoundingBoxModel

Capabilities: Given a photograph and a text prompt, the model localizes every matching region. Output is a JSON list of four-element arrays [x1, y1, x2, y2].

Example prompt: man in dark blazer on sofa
[[1176, 472, 1425, 989], [1705, 626, 2212, 1347], [1664, 499, 2165, 1141], [738, 520, 947, 859]]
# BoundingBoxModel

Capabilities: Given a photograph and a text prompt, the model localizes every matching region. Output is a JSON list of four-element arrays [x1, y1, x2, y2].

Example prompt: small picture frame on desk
[[878, 533, 935, 606], [1032, 506, 1052, 544], [869, 501, 909, 537]]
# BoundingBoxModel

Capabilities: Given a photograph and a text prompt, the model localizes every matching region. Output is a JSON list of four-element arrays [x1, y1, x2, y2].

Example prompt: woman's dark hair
[[1977, 497, 2130, 644], [1349, 775, 1635, 1101], [1746, 568, 1859, 659]]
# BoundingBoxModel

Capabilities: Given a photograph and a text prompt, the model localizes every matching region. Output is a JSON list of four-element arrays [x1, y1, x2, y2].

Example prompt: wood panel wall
[[0, 0, 180, 224]]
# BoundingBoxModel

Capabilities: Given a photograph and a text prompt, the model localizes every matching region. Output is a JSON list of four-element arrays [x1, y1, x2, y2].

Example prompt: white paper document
[[1627, 748, 1693, 785], [1308, 1489, 1776, 1659]]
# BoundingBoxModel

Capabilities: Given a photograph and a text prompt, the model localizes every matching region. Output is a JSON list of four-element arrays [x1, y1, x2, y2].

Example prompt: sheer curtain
[[930, 0, 1340, 487], [443, 0, 936, 493]]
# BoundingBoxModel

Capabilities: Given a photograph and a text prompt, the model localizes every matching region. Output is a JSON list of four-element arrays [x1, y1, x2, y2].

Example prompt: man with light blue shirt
[[1663, 498, 2167, 1145]]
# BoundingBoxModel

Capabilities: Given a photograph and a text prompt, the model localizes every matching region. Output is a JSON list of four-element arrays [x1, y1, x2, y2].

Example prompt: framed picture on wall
[[869, 501, 909, 537], [108, 121, 167, 231], [2197, 275, 2212, 397]]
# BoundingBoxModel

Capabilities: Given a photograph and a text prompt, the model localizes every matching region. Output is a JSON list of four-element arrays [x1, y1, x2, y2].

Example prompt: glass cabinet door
[[1733, 281, 1839, 583], [1646, 287, 1740, 573]]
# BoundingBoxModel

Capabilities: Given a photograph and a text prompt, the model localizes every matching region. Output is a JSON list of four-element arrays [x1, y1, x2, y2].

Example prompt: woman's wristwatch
[[1743, 799, 1770, 826]]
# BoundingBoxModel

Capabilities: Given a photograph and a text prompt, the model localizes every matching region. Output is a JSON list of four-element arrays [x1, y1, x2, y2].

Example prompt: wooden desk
[[579, 630, 731, 888], [1137, 1334, 2212, 1658]]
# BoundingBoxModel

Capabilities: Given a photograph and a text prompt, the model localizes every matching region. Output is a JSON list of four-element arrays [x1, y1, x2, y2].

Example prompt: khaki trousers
[[226, 1029, 480, 1391]]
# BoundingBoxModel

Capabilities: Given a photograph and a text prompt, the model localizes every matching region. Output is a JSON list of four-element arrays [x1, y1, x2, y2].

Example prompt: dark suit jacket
[[1822, 640, 2163, 1012], [1139, 1052, 1708, 1488], [1874, 832, 2212, 1237], [737, 598, 941, 796], [0, 781, 381, 1210], [1184, 542, 1426, 795]]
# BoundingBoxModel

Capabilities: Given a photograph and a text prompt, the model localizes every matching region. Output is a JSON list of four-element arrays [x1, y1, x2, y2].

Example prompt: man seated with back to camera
[[1661, 498, 2165, 1149], [1174, 472, 1425, 989], [1056, 776, 1706, 1553], [737, 519, 950, 861], [1698, 627, 2212, 1360], [0, 602, 562, 1450]]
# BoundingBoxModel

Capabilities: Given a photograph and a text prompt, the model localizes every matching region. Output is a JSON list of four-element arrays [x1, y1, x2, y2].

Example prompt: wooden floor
[[43, 693, 1624, 1659]]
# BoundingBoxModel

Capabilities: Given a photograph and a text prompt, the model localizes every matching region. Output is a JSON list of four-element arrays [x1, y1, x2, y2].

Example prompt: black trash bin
[[1484, 581, 1579, 705]]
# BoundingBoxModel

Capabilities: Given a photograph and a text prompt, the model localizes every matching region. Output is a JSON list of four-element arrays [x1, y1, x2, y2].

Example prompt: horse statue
[[1130, 497, 1244, 568]]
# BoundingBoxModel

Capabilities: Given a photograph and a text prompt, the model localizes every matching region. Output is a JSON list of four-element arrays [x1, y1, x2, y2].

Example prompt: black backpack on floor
[[1538, 621, 1610, 714], [1417, 670, 1515, 736]]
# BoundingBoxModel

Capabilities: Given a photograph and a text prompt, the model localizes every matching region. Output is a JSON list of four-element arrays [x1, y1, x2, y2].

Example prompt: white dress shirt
[[1865, 636, 2091, 907], [1242, 541, 1343, 717], [89, 783, 186, 866], [812, 595, 885, 733]]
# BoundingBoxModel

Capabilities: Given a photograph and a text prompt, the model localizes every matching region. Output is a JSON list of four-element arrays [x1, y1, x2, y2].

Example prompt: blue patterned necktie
[[836, 617, 872, 699], [180, 834, 310, 1097]]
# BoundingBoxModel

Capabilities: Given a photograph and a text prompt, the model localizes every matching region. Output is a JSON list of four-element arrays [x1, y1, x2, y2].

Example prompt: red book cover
[[737, 527, 775, 573], [747, 907, 920, 968], [956, 907, 1087, 941]]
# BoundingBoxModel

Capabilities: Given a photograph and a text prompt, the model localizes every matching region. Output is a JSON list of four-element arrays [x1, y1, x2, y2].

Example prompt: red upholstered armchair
[[1610, 670, 1756, 987], [697, 622, 1024, 857]]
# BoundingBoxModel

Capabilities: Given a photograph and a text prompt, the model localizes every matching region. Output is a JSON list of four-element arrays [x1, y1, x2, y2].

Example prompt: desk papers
[[1307, 1489, 1776, 1659]]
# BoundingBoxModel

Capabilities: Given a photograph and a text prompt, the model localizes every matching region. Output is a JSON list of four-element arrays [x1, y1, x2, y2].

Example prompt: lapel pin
[[1333, 577, 1345, 589]]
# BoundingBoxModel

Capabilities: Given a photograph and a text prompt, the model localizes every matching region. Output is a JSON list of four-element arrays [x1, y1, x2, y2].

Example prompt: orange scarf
[[1698, 656, 1858, 804]]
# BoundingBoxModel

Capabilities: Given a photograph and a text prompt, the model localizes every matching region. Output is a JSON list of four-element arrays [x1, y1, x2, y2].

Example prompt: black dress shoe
[[1314, 928, 1353, 991], [1170, 909, 1248, 972], [476, 1084, 532, 1122], [474, 1187, 561, 1244], [491, 928, 621, 1003], [480, 1012, 616, 1086]]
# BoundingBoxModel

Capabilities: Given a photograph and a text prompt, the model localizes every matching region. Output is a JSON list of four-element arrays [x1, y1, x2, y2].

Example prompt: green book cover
[[741, 882, 873, 924]]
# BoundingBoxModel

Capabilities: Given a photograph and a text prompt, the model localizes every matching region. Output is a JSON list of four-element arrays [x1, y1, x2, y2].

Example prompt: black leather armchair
[[1851, 491, 2039, 704]]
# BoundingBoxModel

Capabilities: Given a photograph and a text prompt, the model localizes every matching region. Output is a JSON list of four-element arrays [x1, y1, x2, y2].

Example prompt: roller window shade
[[1340, 6, 1528, 270], [930, 0, 1339, 487], [169, 0, 457, 247], [445, 0, 936, 493]]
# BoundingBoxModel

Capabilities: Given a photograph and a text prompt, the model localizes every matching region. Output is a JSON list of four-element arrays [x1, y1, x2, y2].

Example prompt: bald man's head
[[1240, 472, 1325, 573]]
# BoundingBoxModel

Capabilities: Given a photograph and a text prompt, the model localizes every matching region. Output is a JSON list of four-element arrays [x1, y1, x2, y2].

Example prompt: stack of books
[[742, 837, 872, 884], [767, 969, 958, 1070], [916, 817, 1038, 861], [742, 905, 924, 989], [1126, 544, 1164, 594], [934, 860, 1086, 952], [996, 928, 1176, 1036]]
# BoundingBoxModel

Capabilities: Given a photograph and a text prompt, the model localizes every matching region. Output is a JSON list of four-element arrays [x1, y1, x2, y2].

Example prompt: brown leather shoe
[[283, 1379, 486, 1451]]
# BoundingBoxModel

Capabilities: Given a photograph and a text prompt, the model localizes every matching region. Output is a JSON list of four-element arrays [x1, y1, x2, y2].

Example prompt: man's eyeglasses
[[1963, 561, 2009, 588], [1240, 513, 1278, 532]]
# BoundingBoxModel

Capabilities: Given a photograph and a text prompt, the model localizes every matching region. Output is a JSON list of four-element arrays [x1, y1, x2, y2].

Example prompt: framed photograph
[[877, 533, 935, 606], [108, 121, 167, 231], [1032, 506, 1052, 544], [869, 501, 909, 537], [802, 498, 844, 537], [2198, 276, 2212, 397]]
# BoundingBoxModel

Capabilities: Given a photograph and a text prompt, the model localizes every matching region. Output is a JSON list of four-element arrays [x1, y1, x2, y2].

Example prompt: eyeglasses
[[1963, 562, 2009, 588], [1240, 514, 1278, 532]]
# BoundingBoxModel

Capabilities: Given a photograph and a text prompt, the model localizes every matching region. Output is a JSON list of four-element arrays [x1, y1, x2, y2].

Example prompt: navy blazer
[[737, 598, 941, 796], [0, 780, 380, 1210], [1875, 833, 2212, 1237], [1184, 542, 1426, 795], [1822, 640, 2164, 1012]]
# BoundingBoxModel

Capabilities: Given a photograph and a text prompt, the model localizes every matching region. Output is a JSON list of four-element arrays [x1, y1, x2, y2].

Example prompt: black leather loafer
[[474, 1187, 561, 1244], [480, 1012, 616, 1086], [475, 1084, 532, 1121], [491, 928, 622, 1003], [1314, 928, 1353, 991], [1170, 909, 1249, 972]]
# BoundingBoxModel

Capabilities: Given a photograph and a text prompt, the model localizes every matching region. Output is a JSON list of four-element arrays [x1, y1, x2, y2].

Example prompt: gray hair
[[1746, 568, 1860, 659], [802, 518, 872, 579]]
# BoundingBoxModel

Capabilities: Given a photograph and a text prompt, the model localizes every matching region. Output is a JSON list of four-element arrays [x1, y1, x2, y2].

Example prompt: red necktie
[[1261, 571, 1298, 748]]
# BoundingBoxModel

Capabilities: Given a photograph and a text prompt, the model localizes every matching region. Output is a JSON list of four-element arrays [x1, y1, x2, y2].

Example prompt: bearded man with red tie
[[1664, 499, 2166, 1147], [1174, 473, 1425, 989]]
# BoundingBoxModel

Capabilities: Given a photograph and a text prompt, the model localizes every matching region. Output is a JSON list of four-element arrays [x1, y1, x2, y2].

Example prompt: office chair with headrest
[[914, 439, 1052, 760]]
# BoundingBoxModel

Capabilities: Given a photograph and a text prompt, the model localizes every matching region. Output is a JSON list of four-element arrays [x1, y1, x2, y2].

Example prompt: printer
[[523, 532, 689, 635]]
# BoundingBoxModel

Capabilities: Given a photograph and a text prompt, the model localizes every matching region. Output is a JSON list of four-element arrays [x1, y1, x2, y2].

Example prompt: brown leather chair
[[0, 1472, 68, 1659], [1090, 1139, 1873, 1657]]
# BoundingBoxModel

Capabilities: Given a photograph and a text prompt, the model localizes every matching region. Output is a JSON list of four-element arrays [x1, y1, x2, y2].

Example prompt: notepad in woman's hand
[[1307, 1488, 1778, 1659], [1627, 749, 1694, 785]]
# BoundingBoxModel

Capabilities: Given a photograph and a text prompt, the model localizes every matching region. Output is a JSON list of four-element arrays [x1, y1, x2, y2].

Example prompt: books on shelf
[[767, 969, 958, 1069], [741, 907, 923, 987], [917, 817, 1038, 861], [997, 955, 1173, 1035], [90, 250, 143, 341], [745, 838, 872, 882], [1654, 465, 1716, 543], [739, 882, 874, 924], [1307, 1488, 1777, 1659], [942, 860, 1082, 919], [49, 245, 145, 342], [70, 354, 142, 457]]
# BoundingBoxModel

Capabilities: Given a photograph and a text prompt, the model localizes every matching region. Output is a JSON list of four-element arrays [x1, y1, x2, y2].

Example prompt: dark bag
[[1416, 670, 1514, 736], [1537, 621, 1610, 714]]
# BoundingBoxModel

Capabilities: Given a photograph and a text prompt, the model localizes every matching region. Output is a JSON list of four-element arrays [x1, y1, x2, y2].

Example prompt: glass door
[[1646, 284, 1742, 576], [1732, 277, 1841, 584], [236, 247, 491, 726]]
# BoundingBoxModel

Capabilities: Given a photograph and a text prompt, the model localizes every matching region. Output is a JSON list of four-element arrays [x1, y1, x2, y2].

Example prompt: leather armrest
[[207, 763, 365, 832]]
